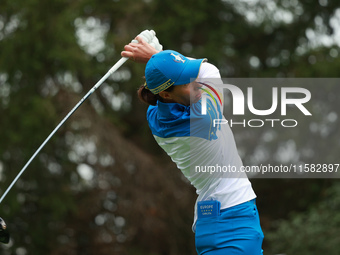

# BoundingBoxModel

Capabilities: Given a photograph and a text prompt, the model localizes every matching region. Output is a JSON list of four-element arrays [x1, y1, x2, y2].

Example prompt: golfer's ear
[[159, 91, 172, 100]]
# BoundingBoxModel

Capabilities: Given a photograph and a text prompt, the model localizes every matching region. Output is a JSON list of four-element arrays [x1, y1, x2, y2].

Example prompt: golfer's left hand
[[121, 36, 160, 63]]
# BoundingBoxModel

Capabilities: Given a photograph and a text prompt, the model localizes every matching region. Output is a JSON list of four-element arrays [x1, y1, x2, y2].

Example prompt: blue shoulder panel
[[147, 98, 223, 141]]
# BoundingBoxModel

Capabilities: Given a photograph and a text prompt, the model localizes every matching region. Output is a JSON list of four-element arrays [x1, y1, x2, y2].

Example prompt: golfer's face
[[170, 81, 202, 106]]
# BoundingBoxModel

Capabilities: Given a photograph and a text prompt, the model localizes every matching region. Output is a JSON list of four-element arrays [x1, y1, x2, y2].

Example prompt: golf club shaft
[[0, 57, 129, 204]]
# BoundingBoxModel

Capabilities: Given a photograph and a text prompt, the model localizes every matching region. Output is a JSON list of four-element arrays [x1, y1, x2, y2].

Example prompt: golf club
[[0, 29, 162, 244]]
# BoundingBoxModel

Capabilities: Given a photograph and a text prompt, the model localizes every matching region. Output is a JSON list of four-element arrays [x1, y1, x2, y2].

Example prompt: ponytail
[[137, 81, 174, 106], [137, 84, 159, 106]]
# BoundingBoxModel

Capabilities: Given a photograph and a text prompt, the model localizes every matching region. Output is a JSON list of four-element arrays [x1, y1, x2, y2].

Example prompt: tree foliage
[[266, 182, 340, 255]]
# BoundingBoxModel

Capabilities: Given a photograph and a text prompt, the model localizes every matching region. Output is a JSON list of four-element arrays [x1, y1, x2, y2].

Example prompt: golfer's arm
[[121, 48, 159, 63]]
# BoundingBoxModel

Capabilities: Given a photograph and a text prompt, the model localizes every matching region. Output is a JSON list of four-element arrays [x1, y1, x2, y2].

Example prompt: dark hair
[[137, 83, 174, 106]]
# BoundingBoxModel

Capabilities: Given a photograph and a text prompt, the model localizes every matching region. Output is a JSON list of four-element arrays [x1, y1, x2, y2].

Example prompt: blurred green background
[[1, 0, 340, 254]]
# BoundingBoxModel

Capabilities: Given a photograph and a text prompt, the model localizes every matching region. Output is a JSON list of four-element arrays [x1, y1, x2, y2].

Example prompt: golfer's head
[[144, 50, 206, 106]]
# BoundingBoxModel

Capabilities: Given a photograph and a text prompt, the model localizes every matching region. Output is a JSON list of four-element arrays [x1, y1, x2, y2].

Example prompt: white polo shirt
[[146, 62, 256, 232]]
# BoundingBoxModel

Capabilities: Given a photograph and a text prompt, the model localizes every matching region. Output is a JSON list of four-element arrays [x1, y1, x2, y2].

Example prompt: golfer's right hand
[[121, 36, 161, 63]]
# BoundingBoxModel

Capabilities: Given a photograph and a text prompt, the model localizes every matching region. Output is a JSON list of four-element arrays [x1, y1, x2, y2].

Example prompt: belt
[[220, 199, 256, 213]]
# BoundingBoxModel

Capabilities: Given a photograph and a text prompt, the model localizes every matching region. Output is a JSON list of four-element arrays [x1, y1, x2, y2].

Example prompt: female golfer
[[122, 37, 264, 255]]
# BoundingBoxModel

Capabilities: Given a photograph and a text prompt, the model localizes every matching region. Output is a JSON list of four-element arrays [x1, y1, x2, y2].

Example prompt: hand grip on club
[[132, 30, 163, 51], [118, 30, 158, 67]]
